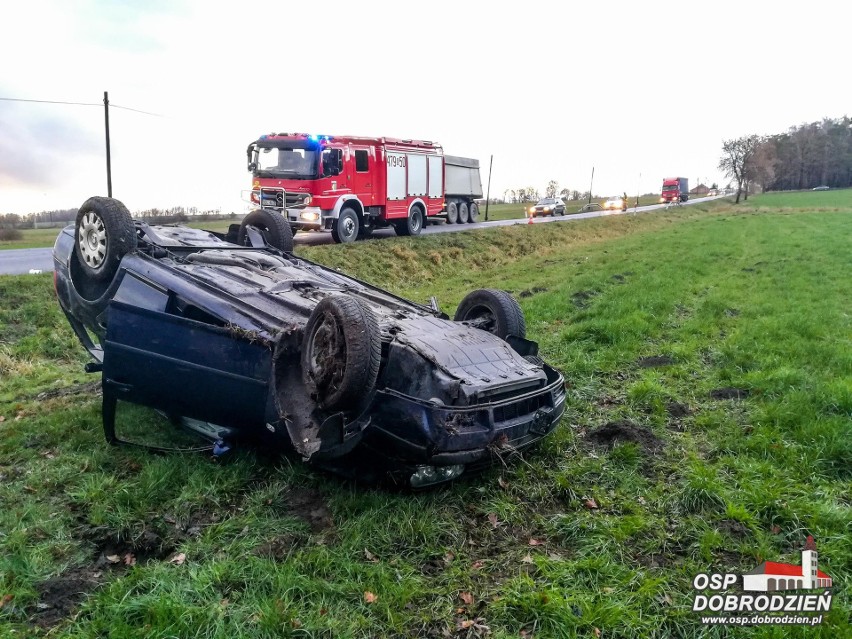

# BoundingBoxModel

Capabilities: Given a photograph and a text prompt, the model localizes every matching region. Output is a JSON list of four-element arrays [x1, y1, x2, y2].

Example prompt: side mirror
[[248, 162, 257, 172]]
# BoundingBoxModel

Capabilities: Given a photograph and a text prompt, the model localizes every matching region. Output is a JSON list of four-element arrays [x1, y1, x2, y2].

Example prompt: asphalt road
[[0, 196, 724, 274]]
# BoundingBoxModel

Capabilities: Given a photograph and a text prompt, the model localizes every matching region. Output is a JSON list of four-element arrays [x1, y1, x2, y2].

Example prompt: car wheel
[[301, 294, 381, 411], [446, 201, 458, 224], [74, 197, 137, 282], [237, 209, 295, 251], [396, 205, 424, 236], [468, 202, 479, 223], [454, 289, 526, 340], [331, 207, 360, 243], [458, 202, 470, 224]]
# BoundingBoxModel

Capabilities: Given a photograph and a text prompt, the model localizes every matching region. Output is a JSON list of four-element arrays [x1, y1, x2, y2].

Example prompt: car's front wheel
[[301, 295, 382, 411], [74, 197, 137, 282], [454, 289, 526, 340]]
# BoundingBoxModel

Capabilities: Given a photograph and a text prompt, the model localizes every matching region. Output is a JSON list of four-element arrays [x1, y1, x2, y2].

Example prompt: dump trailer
[[246, 133, 483, 243], [661, 177, 689, 203]]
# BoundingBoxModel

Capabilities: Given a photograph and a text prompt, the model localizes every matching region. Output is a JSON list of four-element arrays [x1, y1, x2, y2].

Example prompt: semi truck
[[661, 177, 689, 203], [246, 133, 483, 243]]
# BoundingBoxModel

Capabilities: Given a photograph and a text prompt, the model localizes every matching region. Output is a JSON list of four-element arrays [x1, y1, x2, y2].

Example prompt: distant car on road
[[812, 185, 830, 191], [603, 196, 627, 211], [528, 198, 565, 217]]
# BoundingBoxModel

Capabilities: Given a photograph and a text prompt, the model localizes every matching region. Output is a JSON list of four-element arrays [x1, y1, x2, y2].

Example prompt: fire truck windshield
[[254, 146, 318, 179]]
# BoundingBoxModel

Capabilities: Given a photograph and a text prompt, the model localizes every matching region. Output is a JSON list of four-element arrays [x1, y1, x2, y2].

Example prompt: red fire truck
[[246, 133, 483, 243], [661, 177, 689, 204]]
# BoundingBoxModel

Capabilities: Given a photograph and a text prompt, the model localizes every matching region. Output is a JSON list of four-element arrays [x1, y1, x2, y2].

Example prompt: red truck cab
[[661, 177, 689, 203]]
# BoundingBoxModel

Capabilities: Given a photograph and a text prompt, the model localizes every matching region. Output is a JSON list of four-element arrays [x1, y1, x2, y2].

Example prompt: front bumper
[[282, 206, 324, 231], [363, 363, 566, 468]]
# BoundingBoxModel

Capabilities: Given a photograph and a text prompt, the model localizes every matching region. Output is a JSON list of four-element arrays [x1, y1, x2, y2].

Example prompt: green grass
[[1, 195, 850, 637], [747, 187, 852, 209]]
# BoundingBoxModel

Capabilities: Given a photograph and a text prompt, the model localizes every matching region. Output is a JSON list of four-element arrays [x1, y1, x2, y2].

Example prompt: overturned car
[[54, 197, 566, 486]]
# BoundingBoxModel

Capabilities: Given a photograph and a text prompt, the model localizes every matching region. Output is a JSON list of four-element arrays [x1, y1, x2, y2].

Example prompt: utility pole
[[484, 154, 493, 221], [588, 166, 595, 205], [103, 91, 112, 197], [635, 172, 641, 210]]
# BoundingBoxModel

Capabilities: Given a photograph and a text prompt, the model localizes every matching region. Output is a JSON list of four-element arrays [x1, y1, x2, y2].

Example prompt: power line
[[0, 96, 163, 116], [0, 96, 100, 107]]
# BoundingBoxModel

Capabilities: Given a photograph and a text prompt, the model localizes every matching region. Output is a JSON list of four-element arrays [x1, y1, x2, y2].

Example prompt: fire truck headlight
[[300, 211, 320, 222]]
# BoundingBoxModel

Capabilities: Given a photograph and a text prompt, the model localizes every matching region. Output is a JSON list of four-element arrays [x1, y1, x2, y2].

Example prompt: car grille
[[259, 189, 309, 209], [493, 392, 552, 424]]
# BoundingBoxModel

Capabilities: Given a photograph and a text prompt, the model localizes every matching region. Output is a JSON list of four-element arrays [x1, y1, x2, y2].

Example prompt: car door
[[101, 272, 272, 428]]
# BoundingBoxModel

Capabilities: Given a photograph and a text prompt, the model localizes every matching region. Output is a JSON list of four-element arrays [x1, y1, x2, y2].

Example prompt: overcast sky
[[1, 0, 850, 215]]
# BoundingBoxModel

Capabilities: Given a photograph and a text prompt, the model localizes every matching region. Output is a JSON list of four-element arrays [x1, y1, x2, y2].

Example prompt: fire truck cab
[[247, 133, 471, 243]]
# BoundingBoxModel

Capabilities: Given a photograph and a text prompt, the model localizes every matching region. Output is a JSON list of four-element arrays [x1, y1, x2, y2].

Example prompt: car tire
[[237, 209, 295, 251], [458, 202, 470, 224], [74, 196, 137, 283], [331, 207, 360, 243], [454, 289, 527, 340], [468, 202, 479, 223], [301, 294, 382, 411], [396, 205, 424, 236], [446, 201, 458, 224]]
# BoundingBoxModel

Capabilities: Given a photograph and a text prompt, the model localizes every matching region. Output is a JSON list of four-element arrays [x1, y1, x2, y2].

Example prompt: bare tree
[[719, 135, 760, 203], [545, 180, 559, 199]]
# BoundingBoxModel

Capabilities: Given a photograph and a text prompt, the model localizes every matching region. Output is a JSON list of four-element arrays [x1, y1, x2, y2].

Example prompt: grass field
[[0, 195, 850, 637]]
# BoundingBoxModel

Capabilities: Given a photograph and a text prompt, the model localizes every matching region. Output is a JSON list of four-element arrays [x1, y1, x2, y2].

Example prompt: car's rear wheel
[[74, 196, 137, 282], [454, 289, 526, 340], [458, 202, 470, 224], [237, 209, 294, 251], [446, 201, 458, 224], [468, 202, 479, 223], [302, 295, 382, 411]]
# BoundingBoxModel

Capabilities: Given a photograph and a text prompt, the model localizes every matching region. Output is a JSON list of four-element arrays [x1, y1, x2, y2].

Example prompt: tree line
[[719, 115, 852, 203], [503, 180, 593, 203]]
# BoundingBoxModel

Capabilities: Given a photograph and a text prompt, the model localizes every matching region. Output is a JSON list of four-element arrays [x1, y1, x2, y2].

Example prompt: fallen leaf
[[459, 591, 474, 605], [319, 608, 328, 616], [528, 538, 542, 546], [487, 513, 499, 528], [658, 593, 673, 606], [771, 525, 781, 534], [0, 415, 5, 423], [168, 552, 186, 565], [219, 598, 230, 607], [443, 551, 455, 565], [498, 476, 509, 489], [456, 607, 465, 614], [602, 587, 615, 594], [290, 618, 302, 628], [106, 554, 121, 564], [0, 594, 13, 608], [522, 554, 534, 564], [364, 548, 378, 562], [471, 560, 484, 570], [583, 498, 599, 510], [123, 553, 136, 566], [593, 628, 601, 638], [458, 619, 474, 630], [364, 591, 378, 604]]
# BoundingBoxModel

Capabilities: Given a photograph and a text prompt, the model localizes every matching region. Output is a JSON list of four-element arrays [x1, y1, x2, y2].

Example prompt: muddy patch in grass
[[32, 568, 102, 629], [34, 380, 102, 402], [254, 533, 306, 560], [637, 355, 675, 368], [571, 289, 598, 308], [666, 402, 691, 418], [710, 387, 750, 400], [518, 286, 548, 298], [586, 420, 663, 454], [286, 487, 334, 533]]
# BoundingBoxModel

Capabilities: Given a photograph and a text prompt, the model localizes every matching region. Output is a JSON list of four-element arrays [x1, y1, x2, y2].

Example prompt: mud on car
[[55, 197, 566, 487]]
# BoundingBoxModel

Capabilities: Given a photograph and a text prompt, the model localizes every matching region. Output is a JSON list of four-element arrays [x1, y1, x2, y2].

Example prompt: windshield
[[662, 184, 678, 191], [253, 145, 319, 179], [537, 199, 557, 205]]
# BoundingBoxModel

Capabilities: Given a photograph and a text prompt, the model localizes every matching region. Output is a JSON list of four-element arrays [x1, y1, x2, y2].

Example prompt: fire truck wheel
[[302, 294, 381, 411], [446, 201, 459, 224], [331, 207, 360, 243], [396, 205, 424, 236], [237, 209, 294, 252], [468, 202, 479, 223], [74, 196, 137, 282], [458, 202, 470, 224], [454, 289, 527, 340]]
